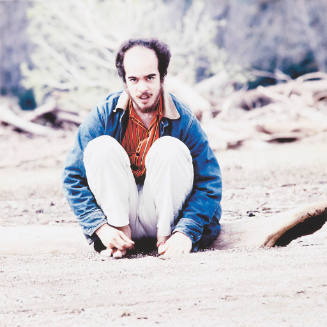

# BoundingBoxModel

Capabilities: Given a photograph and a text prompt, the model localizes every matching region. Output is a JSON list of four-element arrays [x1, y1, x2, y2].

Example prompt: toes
[[113, 249, 126, 259], [100, 248, 113, 257], [99, 248, 127, 259]]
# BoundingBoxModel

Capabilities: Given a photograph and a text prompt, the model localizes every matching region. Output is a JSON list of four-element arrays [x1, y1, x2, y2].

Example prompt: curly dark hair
[[115, 38, 171, 82]]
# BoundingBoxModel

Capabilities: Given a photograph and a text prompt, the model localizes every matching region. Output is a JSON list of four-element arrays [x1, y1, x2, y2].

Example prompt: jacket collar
[[114, 88, 180, 120]]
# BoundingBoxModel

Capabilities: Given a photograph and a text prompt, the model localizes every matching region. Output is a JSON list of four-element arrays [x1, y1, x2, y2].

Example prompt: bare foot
[[113, 249, 126, 258], [100, 248, 126, 259]]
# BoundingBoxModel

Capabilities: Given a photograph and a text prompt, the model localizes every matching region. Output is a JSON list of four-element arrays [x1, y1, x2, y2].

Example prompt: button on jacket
[[62, 90, 222, 250]]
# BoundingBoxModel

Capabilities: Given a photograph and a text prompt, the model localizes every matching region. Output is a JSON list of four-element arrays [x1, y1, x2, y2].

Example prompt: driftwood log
[[0, 98, 83, 135], [24, 99, 57, 122], [212, 201, 327, 249], [0, 105, 54, 136], [0, 201, 326, 255], [230, 77, 327, 111], [25, 99, 83, 125]]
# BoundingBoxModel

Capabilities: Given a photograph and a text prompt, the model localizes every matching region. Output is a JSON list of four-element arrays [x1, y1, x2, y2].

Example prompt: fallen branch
[[0, 105, 54, 136], [296, 71, 327, 82], [256, 120, 327, 136], [230, 79, 327, 111], [24, 97, 82, 126], [24, 99, 57, 122]]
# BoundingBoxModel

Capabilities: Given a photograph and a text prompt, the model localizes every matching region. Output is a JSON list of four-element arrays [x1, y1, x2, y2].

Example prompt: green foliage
[[18, 88, 37, 110]]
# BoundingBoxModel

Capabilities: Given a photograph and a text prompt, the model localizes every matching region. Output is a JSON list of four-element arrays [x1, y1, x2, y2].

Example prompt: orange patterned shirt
[[121, 96, 163, 181]]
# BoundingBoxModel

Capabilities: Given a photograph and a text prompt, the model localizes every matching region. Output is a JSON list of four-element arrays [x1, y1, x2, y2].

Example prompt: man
[[63, 38, 222, 258]]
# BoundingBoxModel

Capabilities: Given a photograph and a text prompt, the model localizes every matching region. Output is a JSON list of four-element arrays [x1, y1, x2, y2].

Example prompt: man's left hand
[[158, 232, 192, 258]]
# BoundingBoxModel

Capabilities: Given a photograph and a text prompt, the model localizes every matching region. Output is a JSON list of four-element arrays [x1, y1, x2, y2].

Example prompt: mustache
[[138, 92, 152, 98]]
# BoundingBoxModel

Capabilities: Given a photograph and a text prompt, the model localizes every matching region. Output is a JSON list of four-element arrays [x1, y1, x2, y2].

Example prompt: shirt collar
[[114, 88, 180, 120]]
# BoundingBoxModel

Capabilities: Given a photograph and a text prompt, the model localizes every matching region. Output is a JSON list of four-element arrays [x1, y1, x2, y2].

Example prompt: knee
[[84, 135, 118, 158], [146, 136, 192, 167], [84, 135, 129, 166]]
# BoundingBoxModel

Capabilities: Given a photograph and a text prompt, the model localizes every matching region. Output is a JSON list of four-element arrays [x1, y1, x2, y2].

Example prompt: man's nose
[[137, 80, 149, 93]]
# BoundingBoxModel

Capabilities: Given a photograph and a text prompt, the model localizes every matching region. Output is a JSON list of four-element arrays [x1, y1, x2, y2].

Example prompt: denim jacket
[[63, 90, 222, 250]]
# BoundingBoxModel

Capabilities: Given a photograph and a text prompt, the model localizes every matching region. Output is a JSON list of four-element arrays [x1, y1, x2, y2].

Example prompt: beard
[[126, 85, 163, 114]]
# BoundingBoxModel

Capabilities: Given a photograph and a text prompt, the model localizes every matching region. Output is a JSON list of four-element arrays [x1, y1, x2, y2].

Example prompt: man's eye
[[147, 76, 155, 80], [129, 78, 137, 83]]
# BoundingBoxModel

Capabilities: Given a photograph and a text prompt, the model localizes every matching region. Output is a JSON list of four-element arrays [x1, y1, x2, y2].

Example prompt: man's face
[[123, 46, 162, 113]]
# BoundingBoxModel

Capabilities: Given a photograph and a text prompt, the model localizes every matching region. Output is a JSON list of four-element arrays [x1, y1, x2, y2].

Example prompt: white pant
[[84, 136, 193, 239]]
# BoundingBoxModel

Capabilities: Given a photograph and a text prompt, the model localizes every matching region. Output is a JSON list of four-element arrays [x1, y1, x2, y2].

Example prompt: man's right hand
[[96, 224, 134, 258]]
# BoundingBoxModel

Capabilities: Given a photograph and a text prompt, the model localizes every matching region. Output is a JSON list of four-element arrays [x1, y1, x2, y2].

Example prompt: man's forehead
[[124, 46, 159, 76]]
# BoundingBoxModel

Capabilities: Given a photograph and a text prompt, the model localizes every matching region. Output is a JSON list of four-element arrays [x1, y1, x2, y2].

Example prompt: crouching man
[[63, 38, 222, 258]]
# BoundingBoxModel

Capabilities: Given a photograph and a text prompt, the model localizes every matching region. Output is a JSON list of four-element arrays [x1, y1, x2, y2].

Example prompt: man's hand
[[96, 224, 134, 258], [158, 232, 192, 259]]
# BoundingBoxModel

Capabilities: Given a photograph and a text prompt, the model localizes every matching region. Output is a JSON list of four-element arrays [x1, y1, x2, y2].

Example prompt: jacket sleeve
[[172, 116, 222, 245], [62, 105, 108, 242]]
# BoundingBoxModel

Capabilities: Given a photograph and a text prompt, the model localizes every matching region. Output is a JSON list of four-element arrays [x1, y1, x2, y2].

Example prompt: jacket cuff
[[172, 217, 203, 245], [80, 209, 108, 237]]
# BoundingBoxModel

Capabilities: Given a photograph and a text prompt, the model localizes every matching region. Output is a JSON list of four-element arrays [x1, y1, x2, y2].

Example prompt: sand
[[1, 128, 326, 326]]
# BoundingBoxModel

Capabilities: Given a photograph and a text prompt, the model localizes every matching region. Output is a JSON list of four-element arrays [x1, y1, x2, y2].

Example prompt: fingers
[[97, 224, 134, 259], [160, 247, 189, 259], [157, 242, 167, 255], [157, 235, 169, 247], [109, 231, 134, 251], [158, 232, 192, 259], [96, 224, 134, 251], [118, 231, 135, 248], [157, 235, 170, 255], [103, 231, 133, 258]]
